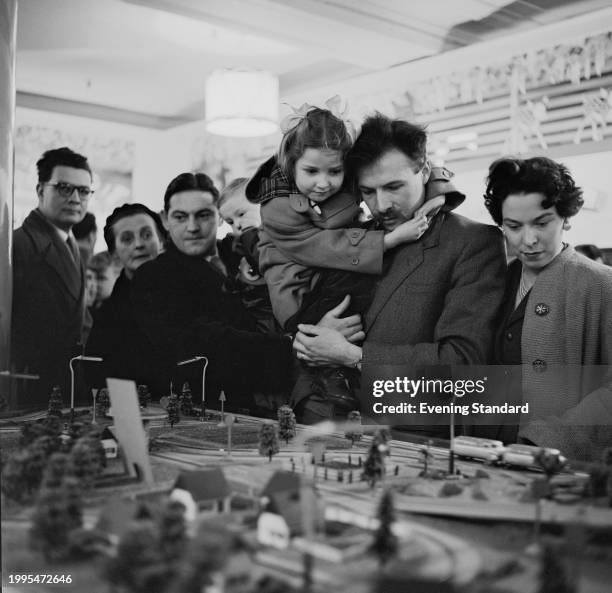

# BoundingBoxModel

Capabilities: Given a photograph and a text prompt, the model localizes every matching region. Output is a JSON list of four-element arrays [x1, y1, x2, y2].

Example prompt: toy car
[[452, 436, 505, 463]]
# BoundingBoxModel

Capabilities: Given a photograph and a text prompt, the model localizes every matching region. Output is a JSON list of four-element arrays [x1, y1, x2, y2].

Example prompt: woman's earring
[[563, 220, 571, 230]]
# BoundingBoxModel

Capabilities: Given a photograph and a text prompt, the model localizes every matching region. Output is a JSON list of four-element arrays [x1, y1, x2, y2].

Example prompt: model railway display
[[2, 389, 611, 593]]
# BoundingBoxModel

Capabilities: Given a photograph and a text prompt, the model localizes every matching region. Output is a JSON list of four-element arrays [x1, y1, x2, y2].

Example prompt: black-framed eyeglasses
[[44, 182, 94, 199]]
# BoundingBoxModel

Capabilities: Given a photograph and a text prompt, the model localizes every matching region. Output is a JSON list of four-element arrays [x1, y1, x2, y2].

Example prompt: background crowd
[[10, 106, 612, 462]]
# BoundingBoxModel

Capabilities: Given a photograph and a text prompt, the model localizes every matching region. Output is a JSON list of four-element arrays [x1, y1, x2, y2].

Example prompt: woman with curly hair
[[483, 156, 612, 460]]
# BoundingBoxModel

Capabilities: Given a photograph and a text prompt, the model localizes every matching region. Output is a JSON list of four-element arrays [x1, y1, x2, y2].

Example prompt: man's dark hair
[[103, 203, 166, 253], [163, 172, 219, 212], [72, 212, 97, 240], [36, 147, 92, 184], [346, 113, 428, 185]]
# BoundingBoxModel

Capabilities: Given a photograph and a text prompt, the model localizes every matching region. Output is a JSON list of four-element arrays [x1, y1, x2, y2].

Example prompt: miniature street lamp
[[69, 355, 103, 421], [217, 391, 227, 427], [176, 356, 208, 420]]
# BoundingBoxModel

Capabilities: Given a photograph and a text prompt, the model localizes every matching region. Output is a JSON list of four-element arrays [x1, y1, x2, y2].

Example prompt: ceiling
[[15, 0, 609, 128]]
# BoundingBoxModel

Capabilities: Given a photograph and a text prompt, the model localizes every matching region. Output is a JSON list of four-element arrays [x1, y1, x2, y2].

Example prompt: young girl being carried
[[246, 97, 464, 422]]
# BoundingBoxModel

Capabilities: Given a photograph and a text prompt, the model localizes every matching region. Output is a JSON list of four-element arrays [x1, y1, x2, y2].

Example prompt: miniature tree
[[69, 435, 105, 489], [180, 382, 194, 416], [419, 440, 435, 477], [277, 405, 297, 444], [21, 437, 53, 495], [30, 475, 83, 562], [2, 436, 68, 501], [258, 421, 280, 462], [20, 416, 63, 451], [137, 384, 151, 408], [176, 522, 233, 593], [538, 543, 575, 593], [40, 452, 71, 490], [345, 410, 363, 446], [362, 440, 385, 488], [373, 427, 391, 452], [531, 449, 565, 547], [167, 393, 180, 428], [1, 450, 35, 501], [106, 521, 169, 593], [371, 489, 398, 567], [48, 385, 64, 418], [95, 388, 111, 417], [159, 499, 187, 563]]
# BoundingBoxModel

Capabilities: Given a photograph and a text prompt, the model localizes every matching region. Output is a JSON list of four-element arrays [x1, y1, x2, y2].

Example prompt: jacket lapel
[[25, 210, 83, 301], [364, 213, 443, 332]]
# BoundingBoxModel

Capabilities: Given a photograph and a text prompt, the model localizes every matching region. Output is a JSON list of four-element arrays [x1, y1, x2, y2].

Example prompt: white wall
[[14, 108, 281, 246], [452, 150, 612, 249]]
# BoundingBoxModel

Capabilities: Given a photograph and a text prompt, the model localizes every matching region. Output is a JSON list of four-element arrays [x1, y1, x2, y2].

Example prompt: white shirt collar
[[51, 224, 75, 244]]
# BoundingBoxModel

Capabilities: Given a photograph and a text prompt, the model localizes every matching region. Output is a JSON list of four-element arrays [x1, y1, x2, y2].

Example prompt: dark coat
[[363, 212, 506, 370], [247, 156, 466, 328], [85, 270, 153, 387], [129, 242, 293, 405], [11, 209, 85, 407]]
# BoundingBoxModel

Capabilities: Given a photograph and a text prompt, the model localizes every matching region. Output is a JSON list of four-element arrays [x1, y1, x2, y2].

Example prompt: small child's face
[[96, 265, 121, 303], [219, 190, 261, 235], [294, 148, 344, 203], [85, 269, 97, 307]]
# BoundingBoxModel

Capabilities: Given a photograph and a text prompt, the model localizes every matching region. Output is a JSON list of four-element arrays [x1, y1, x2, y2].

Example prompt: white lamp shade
[[205, 69, 279, 137]]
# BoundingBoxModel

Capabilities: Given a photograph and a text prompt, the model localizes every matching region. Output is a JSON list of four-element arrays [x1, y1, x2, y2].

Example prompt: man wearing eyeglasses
[[11, 147, 94, 409]]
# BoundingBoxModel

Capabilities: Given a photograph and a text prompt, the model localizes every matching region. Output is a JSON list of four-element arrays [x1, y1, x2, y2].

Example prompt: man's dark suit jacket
[[129, 242, 293, 406], [364, 212, 506, 368], [11, 209, 85, 408], [363, 211, 506, 435]]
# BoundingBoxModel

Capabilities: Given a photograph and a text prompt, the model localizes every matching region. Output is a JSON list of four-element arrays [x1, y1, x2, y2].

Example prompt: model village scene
[[1, 377, 611, 593]]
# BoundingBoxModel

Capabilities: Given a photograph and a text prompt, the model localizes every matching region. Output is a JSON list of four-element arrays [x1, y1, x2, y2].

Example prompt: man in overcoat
[[11, 147, 93, 408]]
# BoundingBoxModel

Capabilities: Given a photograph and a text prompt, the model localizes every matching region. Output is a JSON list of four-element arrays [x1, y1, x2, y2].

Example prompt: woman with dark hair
[[483, 156, 612, 460], [86, 203, 166, 385]]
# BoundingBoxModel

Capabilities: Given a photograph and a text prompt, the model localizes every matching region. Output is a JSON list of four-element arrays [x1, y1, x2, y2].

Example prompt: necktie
[[66, 236, 80, 265]]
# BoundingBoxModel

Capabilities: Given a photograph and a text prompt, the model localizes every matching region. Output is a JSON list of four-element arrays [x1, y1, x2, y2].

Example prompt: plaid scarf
[[247, 156, 300, 205]]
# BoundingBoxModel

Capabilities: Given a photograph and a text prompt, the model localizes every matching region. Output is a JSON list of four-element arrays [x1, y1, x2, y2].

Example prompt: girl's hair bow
[[280, 95, 357, 141]]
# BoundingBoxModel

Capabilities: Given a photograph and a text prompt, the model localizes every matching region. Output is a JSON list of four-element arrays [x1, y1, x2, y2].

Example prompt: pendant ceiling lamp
[[205, 69, 279, 137]]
